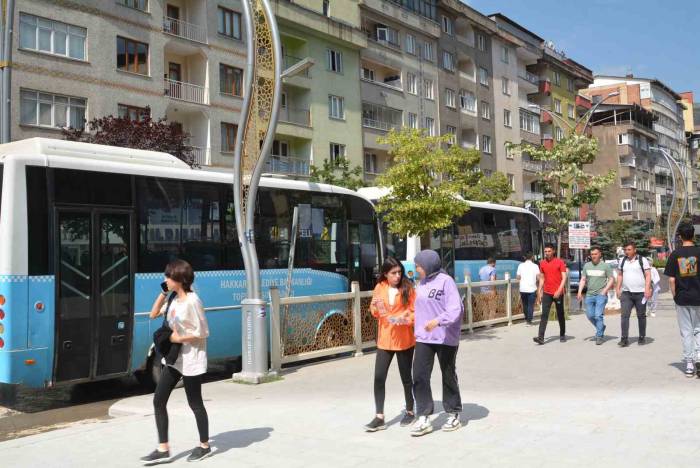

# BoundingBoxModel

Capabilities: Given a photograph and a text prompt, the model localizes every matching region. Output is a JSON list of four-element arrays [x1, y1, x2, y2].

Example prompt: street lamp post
[[650, 146, 688, 252], [231, 0, 282, 384]]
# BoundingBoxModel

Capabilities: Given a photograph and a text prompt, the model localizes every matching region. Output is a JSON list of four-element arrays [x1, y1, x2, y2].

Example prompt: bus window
[[256, 188, 292, 269], [222, 187, 244, 270], [54, 169, 131, 206], [382, 224, 406, 261], [136, 177, 184, 272], [27, 167, 50, 275], [295, 194, 347, 272], [180, 182, 223, 271]]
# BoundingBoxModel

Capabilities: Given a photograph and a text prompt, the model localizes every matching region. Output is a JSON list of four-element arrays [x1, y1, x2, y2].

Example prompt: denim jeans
[[520, 292, 536, 321], [584, 294, 607, 337]]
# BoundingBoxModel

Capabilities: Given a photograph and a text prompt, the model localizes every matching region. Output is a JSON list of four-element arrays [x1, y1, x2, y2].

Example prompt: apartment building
[[584, 75, 690, 216], [10, 0, 365, 177], [588, 104, 658, 221], [358, 0, 439, 184], [680, 92, 700, 211]]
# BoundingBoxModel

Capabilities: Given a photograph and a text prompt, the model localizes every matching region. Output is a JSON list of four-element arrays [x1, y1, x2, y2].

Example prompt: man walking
[[577, 246, 614, 345], [479, 258, 497, 321], [517, 252, 540, 324], [663, 223, 700, 377], [616, 242, 651, 347], [533, 244, 568, 345]]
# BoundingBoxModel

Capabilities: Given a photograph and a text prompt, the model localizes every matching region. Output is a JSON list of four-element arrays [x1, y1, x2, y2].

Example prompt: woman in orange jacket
[[364, 257, 416, 432]]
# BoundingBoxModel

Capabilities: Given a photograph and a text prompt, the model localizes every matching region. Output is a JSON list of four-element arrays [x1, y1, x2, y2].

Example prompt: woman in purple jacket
[[410, 250, 464, 436]]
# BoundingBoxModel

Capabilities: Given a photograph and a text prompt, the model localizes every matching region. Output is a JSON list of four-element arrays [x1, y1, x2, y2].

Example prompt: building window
[[20, 89, 86, 129], [361, 67, 375, 81], [617, 133, 629, 145], [481, 101, 490, 120], [363, 102, 402, 130], [330, 143, 346, 163], [406, 34, 416, 55], [323, 0, 330, 17], [407, 73, 418, 94], [327, 49, 343, 73], [633, 135, 641, 148], [505, 141, 514, 159], [481, 135, 492, 154], [117, 36, 148, 75], [641, 136, 648, 150], [503, 109, 512, 127], [446, 125, 457, 144], [422, 42, 434, 61], [501, 46, 509, 64], [553, 71, 561, 86], [567, 104, 574, 119], [507, 173, 515, 189], [220, 64, 243, 96], [479, 67, 488, 86], [364, 152, 378, 173], [218, 7, 241, 39], [272, 140, 289, 157], [554, 98, 562, 114], [424, 117, 435, 136], [567, 78, 575, 92], [621, 199, 632, 212], [555, 126, 564, 141], [407, 112, 418, 129], [423, 78, 434, 100], [118, 104, 149, 121], [441, 15, 453, 35], [445, 88, 456, 109], [442, 51, 455, 72], [376, 24, 400, 47], [118, 0, 148, 11], [19, 13, 87, 61], [221, 122, 238, 152], [477, 33, 486, 51], [520, 110, 540, 134], [328, 95, 345, 120], [502, 77, 510, 95], [460, 90, 476, 113]]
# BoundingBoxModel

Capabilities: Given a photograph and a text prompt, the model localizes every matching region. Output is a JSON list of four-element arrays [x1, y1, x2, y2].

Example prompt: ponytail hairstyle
[[377, 257, 413, 305]]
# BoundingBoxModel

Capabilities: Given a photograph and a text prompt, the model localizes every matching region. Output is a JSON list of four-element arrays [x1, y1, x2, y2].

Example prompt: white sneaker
[[442, 413, 462, 432], [685, 361, 695, 378], [651, 312, 656, 317], [410, 415, 433, 437]]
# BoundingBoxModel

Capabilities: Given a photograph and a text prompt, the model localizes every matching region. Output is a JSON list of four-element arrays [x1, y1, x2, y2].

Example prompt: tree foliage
[[63, 109, 197, 167], [375, 128, 512, 238], [508, 134, 616, 252], [593, 220, 653, 259], [309, 157, 365, 191]]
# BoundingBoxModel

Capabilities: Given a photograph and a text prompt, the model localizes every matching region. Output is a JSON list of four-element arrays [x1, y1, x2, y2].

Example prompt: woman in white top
[[141, 260, 212, 465]]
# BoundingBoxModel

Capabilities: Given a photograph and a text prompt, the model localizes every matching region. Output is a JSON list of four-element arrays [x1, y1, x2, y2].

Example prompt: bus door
[[437, 227, 456, 278], [348, 222, 378, 291], [55, 209, 134, 383]]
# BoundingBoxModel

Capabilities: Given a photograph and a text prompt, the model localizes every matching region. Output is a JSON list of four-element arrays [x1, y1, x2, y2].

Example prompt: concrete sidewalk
[[2, 293, 699, 467]]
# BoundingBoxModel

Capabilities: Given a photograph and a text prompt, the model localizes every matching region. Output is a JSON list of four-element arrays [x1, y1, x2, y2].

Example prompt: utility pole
[[0, 0, 13, 143]]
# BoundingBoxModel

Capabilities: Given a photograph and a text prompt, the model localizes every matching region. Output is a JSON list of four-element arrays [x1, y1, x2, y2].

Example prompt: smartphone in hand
[[160, 281, 169, 294]]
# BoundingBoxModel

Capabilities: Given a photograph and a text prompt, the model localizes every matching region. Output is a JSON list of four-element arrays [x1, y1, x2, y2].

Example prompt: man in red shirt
[[534, 243, 568, 345]]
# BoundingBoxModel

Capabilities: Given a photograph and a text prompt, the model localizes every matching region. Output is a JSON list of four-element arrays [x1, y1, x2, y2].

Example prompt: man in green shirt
[[578, 246, 615, 345]]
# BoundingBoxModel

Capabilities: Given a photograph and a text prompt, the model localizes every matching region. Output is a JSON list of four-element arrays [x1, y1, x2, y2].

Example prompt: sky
[[466, 0, 700, 99]]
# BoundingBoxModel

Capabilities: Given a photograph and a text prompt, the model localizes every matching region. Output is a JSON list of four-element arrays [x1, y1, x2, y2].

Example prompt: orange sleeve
[[370, 284, 382, 318], [403, 288, 416, 326]]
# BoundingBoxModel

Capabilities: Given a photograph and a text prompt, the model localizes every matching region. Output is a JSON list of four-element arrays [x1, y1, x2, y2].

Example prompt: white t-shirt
[[388, 287, 399, 306], [517, 260, 540, 293], [161, 292, 210, 376], [619, 255, 651, 293]]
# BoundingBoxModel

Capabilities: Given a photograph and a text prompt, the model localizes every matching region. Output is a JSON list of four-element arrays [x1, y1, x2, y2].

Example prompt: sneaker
[[638, 336, 646, 345], [618, 338, 629, 347], [140, 449, 171, 465], [651, 312, 656, 318], [410, 416, 433, 437], [686, 361, 696, 378], [596, 337, 604, 345], [187, 446, 212, 462], [560, 336, 567, 343], [532, 337, 544, 345], [400, 411, 415, 427], [442, 413, 462, 432], [364, 416, 386, 432]]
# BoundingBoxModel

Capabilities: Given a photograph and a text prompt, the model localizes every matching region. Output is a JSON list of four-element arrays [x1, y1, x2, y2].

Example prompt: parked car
[[567, 261, 582, 291]]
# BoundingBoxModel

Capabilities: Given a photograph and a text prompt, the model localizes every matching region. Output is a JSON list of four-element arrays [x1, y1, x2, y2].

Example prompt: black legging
[[538, 293, 565, 338], [374, 347, 414, 414], [153, 365, 209, 444]]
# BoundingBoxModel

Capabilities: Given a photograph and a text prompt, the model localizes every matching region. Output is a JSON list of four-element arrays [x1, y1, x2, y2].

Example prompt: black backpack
[[619, 256, 647, 274]]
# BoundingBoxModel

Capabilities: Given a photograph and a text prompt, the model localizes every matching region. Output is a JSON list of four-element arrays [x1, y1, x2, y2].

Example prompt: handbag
[[153, 294, 182, 365]]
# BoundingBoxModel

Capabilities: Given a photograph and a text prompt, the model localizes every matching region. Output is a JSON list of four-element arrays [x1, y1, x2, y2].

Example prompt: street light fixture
[[649, 146, 687, 252]]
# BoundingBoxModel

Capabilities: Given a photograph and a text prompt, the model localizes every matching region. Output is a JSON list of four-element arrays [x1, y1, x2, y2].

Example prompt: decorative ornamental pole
[[652, 147, 688, 252], [232, 0, 282, 384]]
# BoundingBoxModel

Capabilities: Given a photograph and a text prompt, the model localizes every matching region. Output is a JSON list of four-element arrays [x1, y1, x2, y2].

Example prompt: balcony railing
[[190, 146, 210, 166], [523, 161, 543, 173], [283, 55, 310, 78], [620, 157, 636, 167], [523, 191, 544, 201], [163, 16, 207, 44], [518, 71, 538, 85], [265, 155, 310, 176], [164, 78, 208, 105], [279, 108, 311, 126], [362, 118, 399, 132]]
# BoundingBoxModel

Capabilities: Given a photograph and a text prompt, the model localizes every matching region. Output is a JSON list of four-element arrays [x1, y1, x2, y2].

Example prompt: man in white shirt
[[616, 242, 652, 347], [517, 252, 540, 324]]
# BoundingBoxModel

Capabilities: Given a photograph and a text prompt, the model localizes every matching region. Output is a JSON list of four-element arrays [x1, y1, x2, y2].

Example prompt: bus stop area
[[1, 291, 698, 467]]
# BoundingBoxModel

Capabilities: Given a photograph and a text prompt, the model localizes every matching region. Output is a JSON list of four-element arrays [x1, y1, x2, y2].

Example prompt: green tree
[[509, 134, 616, 256], [594, 220, 653, 259], [309, 157, 365, 191], [375, 128, 512, 237]]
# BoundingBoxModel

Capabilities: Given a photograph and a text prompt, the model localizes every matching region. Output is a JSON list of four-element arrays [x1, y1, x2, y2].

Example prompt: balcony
[[539, 80, 551, 95], [264, 155, 310, 177], [163, 16, 207, 44], [523, 161, 543, 173], [363, 118, 398, 132], [542, 134, 553, 150], [361, 59, 403, 92], [284, 54, 311, 78], [191, 146, 211, 166], [362, 102, 402, 132], [164, 78, 208, 105], [620, 156, 636, 167], [576, 94, 591, 111], [540, 111, 553, 125], [620, 178, 638, 189], [279, 107, 311, 126], [518, 71, 539, 91], [524, 191, 544, 201]]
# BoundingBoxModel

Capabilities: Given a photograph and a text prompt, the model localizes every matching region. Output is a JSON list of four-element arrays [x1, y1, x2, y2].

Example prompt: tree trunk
[[557, 231, 562, 258]]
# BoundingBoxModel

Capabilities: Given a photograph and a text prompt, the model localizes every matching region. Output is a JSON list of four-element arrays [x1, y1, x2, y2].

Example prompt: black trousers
[[620, 291, 647, 339], [374, 347, 414, 414], [538, 293, 565, 338], [412, 342, 462, 416], [153, 365, 209, 444]]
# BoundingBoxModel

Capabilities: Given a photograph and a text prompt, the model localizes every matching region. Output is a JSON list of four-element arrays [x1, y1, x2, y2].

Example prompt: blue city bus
[[358, 187, 543, 282], [0, 139, 380, 388]]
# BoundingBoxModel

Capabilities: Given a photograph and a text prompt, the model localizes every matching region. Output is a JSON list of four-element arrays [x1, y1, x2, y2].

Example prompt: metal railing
[[162, 16, 207, 44], [164, 78, 208, 105], [518, 71, 538, 85], [522, 160, 543, 173], [362, 118, 399, 131], [264, 155, 310, 176], [279, 108, 311, 126], [283, 54, 310, 77], [269, 276, 541, 372], [191, 146, 210, 166], [523, 190, 544, 201]]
